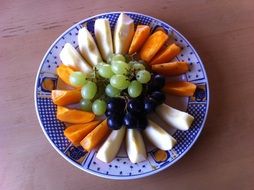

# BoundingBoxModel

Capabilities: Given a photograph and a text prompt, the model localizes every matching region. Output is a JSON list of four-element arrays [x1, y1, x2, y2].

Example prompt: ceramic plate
[[34, 12, 209, 180]]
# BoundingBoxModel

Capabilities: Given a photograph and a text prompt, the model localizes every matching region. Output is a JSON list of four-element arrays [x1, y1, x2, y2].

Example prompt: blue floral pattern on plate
[[34, 12, 209, 180]]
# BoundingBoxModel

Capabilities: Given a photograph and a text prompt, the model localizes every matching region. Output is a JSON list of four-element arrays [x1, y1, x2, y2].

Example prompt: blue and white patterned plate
[[34, 12, 209, 180]]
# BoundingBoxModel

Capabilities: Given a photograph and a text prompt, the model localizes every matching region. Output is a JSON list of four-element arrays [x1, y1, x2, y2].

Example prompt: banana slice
[[144, 120, 176, 150], [126, 129, 147, 163], [59, 43, 92, 74], [114, 13, 134, 54], [156, 103, 194, 131], [78, 27, 102, 66], [96, 127, 126, 163], [94, 19, 114, 62]]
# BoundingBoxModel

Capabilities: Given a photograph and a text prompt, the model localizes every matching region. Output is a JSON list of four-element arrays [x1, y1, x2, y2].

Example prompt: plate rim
[[34, 11, 210, 180]]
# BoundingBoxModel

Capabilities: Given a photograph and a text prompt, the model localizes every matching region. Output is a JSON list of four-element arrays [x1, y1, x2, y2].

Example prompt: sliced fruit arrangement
[[151, 61, 189, 76], [140, 30, 168, 62], [126, 128, 147, 163], [80, 119, 110, 152], [56, 106, 95, 124], [114, 13, 134, 54], [51, 13, 198, 164], [156, 104, 194, 131], [162, 81, 197, 96], [56, 64, 76, 86], [51, 89, 81, 106], [144, 120, 176, 150], [64, 120, 101, 146], [96, 126, 126, 163], [150, 43, 181, 65], [128, 25, 150, 54], [94, 19, 114, 62], [78, 27, 102, 66], [60, 43, 92, 74]]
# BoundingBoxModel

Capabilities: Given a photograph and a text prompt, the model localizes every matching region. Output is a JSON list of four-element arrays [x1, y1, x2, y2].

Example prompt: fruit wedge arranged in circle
[[50, 13, 198, 163], [150, 43, 181, 65], [57, 106, 95, 124], [56, 64, 75, 86], [114, 13, 134, 54], [94, 19, 114, 62], [151, 61, 189, 76], [126, 129, 147, 163], [156, 104, 194, 131], [64, 120, 101, 146], [162, 81, 197, 96], [60, 43, 92, 74], [144, 120, 176, 150], [80, 119, 111, 152], [96, 126, 126, 163], [139, 30, 168, 62], [78, 27, 102, 66], [128, 25, 150, 54], [51, 89, 81, 106]]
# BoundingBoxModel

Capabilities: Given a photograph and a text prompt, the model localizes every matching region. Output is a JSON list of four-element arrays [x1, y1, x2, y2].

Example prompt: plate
[[34, 12, 209, 180]]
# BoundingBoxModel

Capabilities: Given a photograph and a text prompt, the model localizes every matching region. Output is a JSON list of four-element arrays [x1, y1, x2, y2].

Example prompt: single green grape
[[128, 80, 142, 98], [112, 54, 126, 62], [105, 84, 121, 97], [80, 99, 92, 111], [136, 70, 151, 84], [69, 72, 86, 87], [92, 99, 106, 116], [110, 74, 130, 90], [132, 63, 145, 71], [111, 61, 130, 75], [81, 81, 97, 100], [98, 64, 114, 78]]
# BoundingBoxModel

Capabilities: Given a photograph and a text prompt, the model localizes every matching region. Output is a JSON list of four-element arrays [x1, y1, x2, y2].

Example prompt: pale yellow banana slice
[[59, 43, 92, 74], [144, 120, 176, 150], [156, 103, 194, 131], [78, 27, 102, 66], [126, 129, 147, 163], [96, 127, 126, 163], [114, 13, 134, 54], [94, 19, 114, 62]]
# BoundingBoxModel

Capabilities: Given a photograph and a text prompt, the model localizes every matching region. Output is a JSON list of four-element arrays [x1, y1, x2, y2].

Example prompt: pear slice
[[114, 13, 134, 54], [59, 43, 92, 74], [156, 103, 194, 131], [144, 120, 176, 150], [94, 19, 114, 62], [126, 129, 147, 163], [78, 27, 102, 66], [96, 127, 126, 163]]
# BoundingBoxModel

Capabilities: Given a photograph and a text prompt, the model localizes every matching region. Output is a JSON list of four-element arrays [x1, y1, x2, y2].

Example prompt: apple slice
[[94, 19, 114, 62], [78, 27, 102, 66], [114, 13, 134, 54], [144, 120, 176, 150], [96, 126, 126, 163], [156, 103, 194, 131], [126, 129, 147, 163], [60, 43, 92, 74]]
